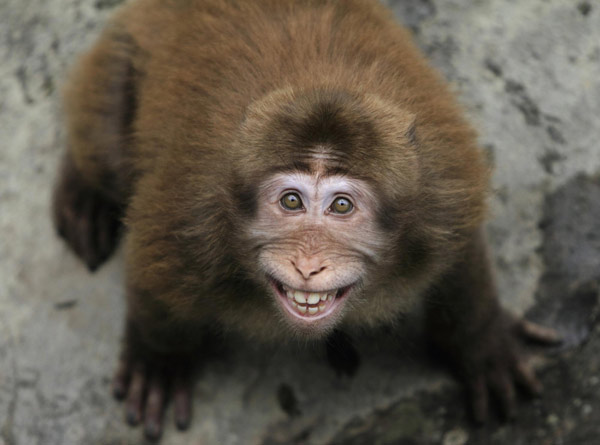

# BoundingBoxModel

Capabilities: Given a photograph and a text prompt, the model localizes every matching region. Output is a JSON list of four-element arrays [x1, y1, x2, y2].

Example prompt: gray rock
[[1, 0, 599, 444]]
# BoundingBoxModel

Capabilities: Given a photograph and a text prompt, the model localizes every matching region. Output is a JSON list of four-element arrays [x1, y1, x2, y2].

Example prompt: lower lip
[[271, 280, 352, 322]]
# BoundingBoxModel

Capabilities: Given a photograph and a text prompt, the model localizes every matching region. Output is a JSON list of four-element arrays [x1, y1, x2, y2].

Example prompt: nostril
[[309, 266, 326, 277]]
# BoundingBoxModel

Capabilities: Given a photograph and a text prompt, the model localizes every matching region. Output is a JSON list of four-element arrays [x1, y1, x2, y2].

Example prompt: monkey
[[52, 0, 560, 441]]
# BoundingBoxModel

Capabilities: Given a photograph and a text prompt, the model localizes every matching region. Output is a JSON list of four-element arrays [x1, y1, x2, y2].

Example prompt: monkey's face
[[248, 170, 386, 336], [234, 87, 422, 337]]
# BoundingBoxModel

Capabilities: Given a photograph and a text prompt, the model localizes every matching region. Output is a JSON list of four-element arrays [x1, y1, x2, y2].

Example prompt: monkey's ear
[[362, 93, 416, 147], [357, 94, 420, 193]]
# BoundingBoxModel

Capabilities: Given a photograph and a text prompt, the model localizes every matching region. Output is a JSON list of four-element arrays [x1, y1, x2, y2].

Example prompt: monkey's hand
[[112, 326, 196, 442], [435, 309, 561, 423], [53, 155, 122, 271]]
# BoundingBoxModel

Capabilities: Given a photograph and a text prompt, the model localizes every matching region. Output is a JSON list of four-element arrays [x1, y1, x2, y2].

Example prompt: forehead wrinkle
[[308, 152, 346, 179], [307, 143, 341, 160]]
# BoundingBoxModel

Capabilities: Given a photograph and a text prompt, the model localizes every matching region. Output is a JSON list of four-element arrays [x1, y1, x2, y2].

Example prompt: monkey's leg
[[425, 229, 560, 422], [53, 22, 136, 270], [112, 316, 200, 441]]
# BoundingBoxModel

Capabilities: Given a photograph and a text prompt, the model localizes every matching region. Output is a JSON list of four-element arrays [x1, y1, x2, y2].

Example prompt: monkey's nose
[[291, 258, 327, 280]]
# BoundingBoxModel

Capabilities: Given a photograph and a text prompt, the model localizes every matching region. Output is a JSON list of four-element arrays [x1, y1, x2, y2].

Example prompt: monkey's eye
[[330, 197, 354, 214], [280, 192, 303, 211]]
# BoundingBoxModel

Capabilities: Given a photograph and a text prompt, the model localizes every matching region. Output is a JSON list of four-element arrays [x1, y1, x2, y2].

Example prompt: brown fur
[[53, 0, 556, 439], [88, 0, 487, 341]]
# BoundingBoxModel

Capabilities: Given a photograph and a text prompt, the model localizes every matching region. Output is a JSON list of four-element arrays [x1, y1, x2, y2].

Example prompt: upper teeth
[[308, 293, 321, 304], [287, 289, 332, 305], [283, 286, 336, 316], [294, 291, 306, 304]]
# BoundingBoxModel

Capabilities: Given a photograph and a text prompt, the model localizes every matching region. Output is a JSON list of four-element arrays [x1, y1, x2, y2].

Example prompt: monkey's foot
[[112, 354, 194, 442], [450, 312, 561, 423], [53, 156, 122, 271]]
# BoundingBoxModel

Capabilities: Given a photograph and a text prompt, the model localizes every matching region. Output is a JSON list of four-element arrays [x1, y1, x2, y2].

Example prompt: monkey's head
[[230, 87, 485, 338]]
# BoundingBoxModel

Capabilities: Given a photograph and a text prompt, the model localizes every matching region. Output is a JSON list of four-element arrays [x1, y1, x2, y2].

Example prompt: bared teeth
[[281, 284, 340, 317], [291, 290, 329, 306], [293, 291, 306, 304], [307, 293, 321, 305]]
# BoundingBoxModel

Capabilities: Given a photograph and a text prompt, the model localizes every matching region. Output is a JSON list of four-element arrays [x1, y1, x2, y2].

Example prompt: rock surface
[[1, 0, 599, 444]]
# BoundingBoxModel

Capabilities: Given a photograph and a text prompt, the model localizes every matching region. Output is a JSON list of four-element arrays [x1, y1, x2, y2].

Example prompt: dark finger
[[144, 374, 166, 441], [112, 357, 132, 400], [518, 319, 562, 344], [77, 198, 98, 270], [107, 208, 122, 250], [125, 365, 146, 426], [467, 374, 488, 424], [513, 360, 543, 396], [488, 368, 517, 420], [96, 201, 115, 263], [173, 375, 193, 431]]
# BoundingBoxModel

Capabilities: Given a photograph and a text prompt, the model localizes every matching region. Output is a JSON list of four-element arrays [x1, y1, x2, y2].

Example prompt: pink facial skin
[[248, 171, 386, 332]]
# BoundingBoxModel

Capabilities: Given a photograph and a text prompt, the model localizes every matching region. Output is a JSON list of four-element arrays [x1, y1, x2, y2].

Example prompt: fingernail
[[126, 409, 140, 426], [176, 417, 190, 431], [144, 422, 162, 441], [112, 385, 126, 400]]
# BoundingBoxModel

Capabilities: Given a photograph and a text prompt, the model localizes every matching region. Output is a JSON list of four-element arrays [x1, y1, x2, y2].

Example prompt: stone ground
[[1, 0, 599, 444]]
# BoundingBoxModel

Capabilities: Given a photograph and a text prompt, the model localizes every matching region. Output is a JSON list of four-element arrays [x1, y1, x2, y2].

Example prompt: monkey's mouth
[[270, 279, 351, 321]]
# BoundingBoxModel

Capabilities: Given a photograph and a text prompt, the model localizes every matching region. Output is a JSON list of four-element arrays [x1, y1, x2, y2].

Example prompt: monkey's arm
[[62, 20, 137, 199], [53, 21, 137, 270], [425, 229, 560, 422]]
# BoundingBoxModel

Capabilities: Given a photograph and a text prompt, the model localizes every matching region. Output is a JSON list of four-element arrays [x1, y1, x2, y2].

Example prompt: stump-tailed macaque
[[53, 0, 559, 440]]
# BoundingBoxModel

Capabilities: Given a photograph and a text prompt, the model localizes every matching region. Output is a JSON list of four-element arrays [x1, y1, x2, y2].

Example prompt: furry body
[[53, 0, 557, 440]]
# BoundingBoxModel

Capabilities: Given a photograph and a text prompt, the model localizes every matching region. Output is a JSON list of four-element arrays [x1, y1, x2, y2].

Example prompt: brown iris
[[331, 197, 353, 214], [281, 192, 303, 211]]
